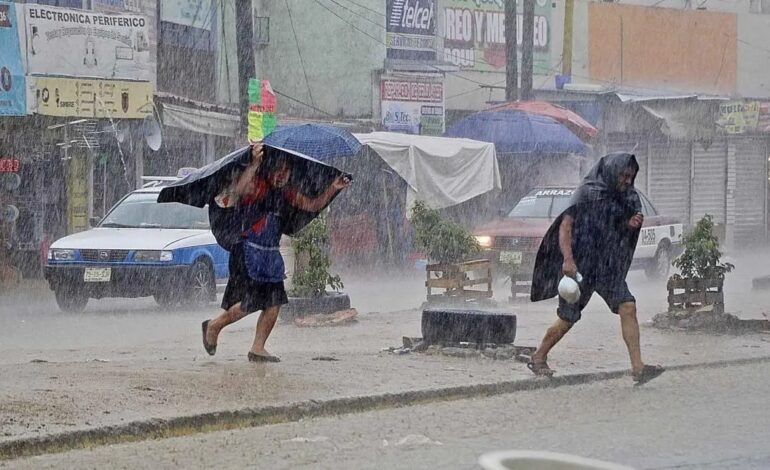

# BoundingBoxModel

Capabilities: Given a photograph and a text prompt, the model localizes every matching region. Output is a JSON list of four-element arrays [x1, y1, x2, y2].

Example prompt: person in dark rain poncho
[[529, 152, 665, 385], [201, 143, 350, 362]]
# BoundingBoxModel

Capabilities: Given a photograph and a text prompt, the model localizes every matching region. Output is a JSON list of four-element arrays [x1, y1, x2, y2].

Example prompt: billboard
[[161, 0, 213, 30], [0, 2, 27, 115], [386, 0, 437, 62], [440, 0, 551, 73], [381, 77, 444, 136], [23, 4, 152, 81], [30, 76, 153, 119]]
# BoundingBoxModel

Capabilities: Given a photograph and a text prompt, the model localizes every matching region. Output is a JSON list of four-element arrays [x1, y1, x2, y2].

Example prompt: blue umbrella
[[445, 110, 588, 155], [264, 123, 362, 161]]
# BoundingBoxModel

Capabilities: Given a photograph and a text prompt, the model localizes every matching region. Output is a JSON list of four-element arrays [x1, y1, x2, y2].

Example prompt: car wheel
[[54, 288, 88, 313], [645, 245, 671, 281], [183, 259, 215, 308]]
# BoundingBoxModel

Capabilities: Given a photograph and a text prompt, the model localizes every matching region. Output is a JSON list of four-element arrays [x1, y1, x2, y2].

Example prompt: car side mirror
[[89, 217, 101, 227]]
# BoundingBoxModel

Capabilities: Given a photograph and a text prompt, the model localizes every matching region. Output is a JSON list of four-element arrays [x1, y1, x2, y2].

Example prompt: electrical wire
[[273, 88, 336, 116], [326, 0, 385, 29], [285, 0, 317, 108]]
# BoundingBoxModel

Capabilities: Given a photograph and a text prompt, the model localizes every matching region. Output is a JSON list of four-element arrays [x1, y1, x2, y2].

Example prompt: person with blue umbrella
[[196, 142, 350, 362]]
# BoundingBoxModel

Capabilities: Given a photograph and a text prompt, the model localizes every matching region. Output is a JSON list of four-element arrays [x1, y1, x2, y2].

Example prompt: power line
[[326, 0, 384, 29], [340, 0, 385, 17], [273, 88, 335, 116], [285, 0, 317, 108]]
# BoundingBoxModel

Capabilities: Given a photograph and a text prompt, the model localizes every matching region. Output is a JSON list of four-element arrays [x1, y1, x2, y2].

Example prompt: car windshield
[[508, 189, 575, 218], [99, 192, 210, 230]]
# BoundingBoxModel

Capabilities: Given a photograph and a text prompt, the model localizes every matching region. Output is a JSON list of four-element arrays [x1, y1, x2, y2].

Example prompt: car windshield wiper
[[100, 222, 136, 228]]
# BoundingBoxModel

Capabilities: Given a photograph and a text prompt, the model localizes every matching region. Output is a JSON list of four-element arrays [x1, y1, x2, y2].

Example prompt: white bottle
[[558, 272, 583, 304]]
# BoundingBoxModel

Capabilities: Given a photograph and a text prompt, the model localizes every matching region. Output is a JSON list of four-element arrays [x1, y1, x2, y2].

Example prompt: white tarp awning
[[162, 103, 240, 137], [354, 132, 501, 209]]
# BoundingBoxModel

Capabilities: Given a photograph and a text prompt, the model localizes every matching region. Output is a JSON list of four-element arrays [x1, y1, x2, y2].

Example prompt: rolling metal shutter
[[648, 141, 691, 223], [691, 140, 727, 225], [733, 138, 767, 245]]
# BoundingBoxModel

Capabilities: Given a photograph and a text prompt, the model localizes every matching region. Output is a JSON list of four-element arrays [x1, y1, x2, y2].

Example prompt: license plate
[[500, 251, 523, 265], [83, 267, 111, 282]]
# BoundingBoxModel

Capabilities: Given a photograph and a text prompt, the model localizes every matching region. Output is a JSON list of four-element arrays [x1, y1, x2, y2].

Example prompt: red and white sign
[[0, 158, 20, 173], [381, 77, 445, 135]]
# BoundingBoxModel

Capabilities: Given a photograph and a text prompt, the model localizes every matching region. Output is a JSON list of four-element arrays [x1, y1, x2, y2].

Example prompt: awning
[[354, 132, 501, 210], [161, 102, 240, 137]]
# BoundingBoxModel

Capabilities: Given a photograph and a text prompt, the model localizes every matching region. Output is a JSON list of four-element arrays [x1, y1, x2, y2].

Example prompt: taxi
[[45, 176, 229, 312], [473, 187, 684, 283]]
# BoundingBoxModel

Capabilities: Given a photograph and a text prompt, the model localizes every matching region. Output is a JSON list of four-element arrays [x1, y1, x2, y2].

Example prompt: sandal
[[633, 364, 665, 386], [526, 360, 555, 377], [201, 320, 216, 356], [248, 352, 281, 363]]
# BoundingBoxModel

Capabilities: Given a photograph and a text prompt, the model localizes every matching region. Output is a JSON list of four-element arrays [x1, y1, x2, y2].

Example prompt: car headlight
[[134, 250, 173, 262], [50, 249, 76, 261], [475, 235, 493, 248]]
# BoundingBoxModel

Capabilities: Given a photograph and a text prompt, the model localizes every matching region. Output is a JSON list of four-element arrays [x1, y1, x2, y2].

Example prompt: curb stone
[[2, 355, 770, 461]]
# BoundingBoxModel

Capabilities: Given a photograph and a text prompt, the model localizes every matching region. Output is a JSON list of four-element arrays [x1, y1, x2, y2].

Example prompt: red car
[[473, 187, 684, 286]]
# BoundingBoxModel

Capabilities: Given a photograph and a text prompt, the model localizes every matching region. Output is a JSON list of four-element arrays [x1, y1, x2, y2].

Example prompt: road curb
[[2, 355, 769, 461]]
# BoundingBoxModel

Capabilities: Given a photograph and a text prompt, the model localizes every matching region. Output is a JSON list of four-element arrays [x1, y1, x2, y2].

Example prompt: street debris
[[293, 309, 358, 327]]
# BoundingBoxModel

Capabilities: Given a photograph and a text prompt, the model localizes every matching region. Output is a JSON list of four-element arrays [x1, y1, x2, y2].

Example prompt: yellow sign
[[32, 77, 153, 119], [66, 154, 89, 234], [717, 101, 760, 134]]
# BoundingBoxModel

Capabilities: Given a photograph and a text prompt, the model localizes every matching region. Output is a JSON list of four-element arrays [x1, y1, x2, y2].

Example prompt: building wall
[[253, 0, 386, 118], [572, 0, 770, 98]]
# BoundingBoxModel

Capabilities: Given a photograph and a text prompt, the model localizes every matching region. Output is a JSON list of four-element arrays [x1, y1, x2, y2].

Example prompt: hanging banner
[[30, 76, 153, 119], [66, 155, 89, 234], [0, 2, 27, 115], [161, 0, 213, 30], [440, 0, 551, 73], [386, 0, 437, 62], [247, 78, 277, 141], [381, 77, 444, 136], [24, 4, 152, 81]]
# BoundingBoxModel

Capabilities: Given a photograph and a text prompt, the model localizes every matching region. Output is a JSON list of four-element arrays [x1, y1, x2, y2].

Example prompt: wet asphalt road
[[7, 361, 769, 469]]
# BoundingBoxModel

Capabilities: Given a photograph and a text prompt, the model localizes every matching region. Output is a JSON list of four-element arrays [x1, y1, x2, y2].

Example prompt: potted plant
[[281, 214, 350, 321], [411, 201, 490, 302], [667, 214, 734, 314]]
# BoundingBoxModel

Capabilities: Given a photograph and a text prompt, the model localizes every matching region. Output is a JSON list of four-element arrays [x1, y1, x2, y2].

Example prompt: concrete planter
[[280, 291, 350, 322]]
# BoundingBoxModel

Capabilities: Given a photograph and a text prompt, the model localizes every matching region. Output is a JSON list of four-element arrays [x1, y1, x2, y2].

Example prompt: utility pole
[[505, 0, 518, 102], [235, 0, 256, 137], [521, 0, 535, 100], [562, 0, 574, 76]]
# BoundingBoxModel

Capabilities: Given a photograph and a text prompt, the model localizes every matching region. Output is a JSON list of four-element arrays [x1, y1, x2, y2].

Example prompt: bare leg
[[531, 317, 574, 364], [618, 301, 644, 374], [206, 302, 249, 346], [250, 305, 280, 356]]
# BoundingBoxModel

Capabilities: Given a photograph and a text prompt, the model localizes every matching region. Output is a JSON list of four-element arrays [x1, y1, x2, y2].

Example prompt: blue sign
[[386, 0, 436, 62], [0, 2, 26, 116]]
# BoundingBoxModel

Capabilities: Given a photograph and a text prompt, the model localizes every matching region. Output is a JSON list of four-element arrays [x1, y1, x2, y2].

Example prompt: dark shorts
[[221, 244, 288, 314], [557, 277, 635, 323]]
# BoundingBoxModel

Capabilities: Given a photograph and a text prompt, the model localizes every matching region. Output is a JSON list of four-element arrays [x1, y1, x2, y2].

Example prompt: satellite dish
[[2, 204, 19, 223], [142, 114, 162, 151], [115, 121, 128, 144]]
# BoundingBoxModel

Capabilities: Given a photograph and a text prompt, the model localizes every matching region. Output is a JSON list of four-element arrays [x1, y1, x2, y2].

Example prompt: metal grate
[[79, 249, 129, 262]]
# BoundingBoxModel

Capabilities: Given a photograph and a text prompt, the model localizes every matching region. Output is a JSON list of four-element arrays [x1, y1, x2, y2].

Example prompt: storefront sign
[[161, 0, 213, 30], [386, 0, 436, 62], [31, 76, 153, 119], [0, 2, 27, 115], [440, 0, 551, 73], [381, 77, 444, 135], [0, 158, 20, 173], [717, 101, 761, 134], [24, 4, 152, 81]]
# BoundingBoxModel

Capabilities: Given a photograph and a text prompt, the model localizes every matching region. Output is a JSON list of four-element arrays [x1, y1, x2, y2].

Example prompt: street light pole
[[236, 0, 256, 137], [505, 0, 518, 102], [521, 0, 535, 100]]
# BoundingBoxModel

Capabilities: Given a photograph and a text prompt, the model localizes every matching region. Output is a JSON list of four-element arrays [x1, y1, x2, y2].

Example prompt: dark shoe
[[201, 320, 216, 356], [248, 351, 281, 363], [526, 359, 555, 377], [633, 364, 665, 386]]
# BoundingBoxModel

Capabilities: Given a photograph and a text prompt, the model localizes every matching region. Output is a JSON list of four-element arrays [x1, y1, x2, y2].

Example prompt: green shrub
[[673, 214, 734, 279], [411, 201, 480, 264], [289, 215, 343, 297]]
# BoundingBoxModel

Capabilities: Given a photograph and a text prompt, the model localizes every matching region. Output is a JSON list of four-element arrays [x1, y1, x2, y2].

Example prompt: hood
[[50, 228, 203, 250], [474, 217, 553, 238]]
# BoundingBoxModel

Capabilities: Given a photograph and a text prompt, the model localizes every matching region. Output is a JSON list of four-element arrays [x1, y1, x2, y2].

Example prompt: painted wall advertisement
[[0, 2, 27, 116], [386, 0, 436, 62], [381, 77, 444, 135], [24, 4, 152, 81], [30, 76, 152, 118], [717, 101, 770, 134], [440, 0, 551, 73]]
